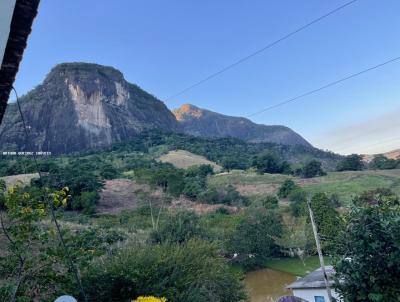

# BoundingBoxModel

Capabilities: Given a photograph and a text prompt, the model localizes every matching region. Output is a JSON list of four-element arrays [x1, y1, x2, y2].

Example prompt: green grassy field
[[210, 169, 400, 205], [301, 169, 400, 204], [264, 256, 331, 276]]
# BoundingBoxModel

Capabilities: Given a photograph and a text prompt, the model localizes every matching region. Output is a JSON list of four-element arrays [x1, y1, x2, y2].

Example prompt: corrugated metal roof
[[287, 266, 336, 289]]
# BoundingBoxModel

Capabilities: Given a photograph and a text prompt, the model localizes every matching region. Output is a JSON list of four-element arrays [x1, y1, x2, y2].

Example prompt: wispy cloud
[[311, 109, 400, 155]]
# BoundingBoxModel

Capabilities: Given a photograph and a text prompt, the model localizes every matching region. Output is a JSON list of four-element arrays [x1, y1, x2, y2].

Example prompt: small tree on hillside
[[277, 179, 298, 198], [229, 208, 282, 269], [301, 160, 326, 178], [252, 152, 291, 174], [369, 154, 398, 170], [310, 193, 341, 252], [336, 154, 364, 171]]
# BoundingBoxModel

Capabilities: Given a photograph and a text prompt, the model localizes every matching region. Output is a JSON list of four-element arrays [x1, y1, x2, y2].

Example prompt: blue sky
[[12, 0, 400, 154]]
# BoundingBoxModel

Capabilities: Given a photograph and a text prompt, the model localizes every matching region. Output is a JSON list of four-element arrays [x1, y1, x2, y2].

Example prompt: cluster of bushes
[[198, 184, 249, 205], [251, 152, 292, 174], [336, 153, 400, 172], [333, 189, 400, 301], [368, 154, 399, 170], [251, 152, 327, 178], [336, 154, 365, 171], [83, 240, 246, 302], [294, 160, 326, 178], [275, 179, 342, 253], [32, 160, 103, 214], [228, 207, 283, 269], [149, 207, 284, 271], [277, 179, 341, 217], [135, 163, 247, 205]]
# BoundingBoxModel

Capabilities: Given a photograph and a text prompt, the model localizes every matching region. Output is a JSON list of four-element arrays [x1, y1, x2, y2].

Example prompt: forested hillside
[[1, 130, 399, 301]]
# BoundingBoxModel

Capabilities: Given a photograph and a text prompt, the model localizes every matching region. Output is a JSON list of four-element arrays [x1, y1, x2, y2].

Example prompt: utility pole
[[307, 195, 333, 302]]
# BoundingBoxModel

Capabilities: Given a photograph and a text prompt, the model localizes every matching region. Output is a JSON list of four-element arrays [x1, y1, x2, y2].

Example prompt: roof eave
[[0, 0, 40, 124]]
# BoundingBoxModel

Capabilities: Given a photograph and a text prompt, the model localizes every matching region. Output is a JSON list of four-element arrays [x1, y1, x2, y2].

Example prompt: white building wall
[[292, 288, 342, 302]]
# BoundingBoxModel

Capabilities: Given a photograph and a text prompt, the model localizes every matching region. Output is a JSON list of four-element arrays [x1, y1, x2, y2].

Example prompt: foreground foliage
[[83, 240, 247, 302], [333, 193, 400, 302], [0, 185, 71, 301]]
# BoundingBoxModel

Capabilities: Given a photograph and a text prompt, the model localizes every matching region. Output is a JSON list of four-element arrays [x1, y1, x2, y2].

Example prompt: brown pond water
[[245, 269, 296, 302]]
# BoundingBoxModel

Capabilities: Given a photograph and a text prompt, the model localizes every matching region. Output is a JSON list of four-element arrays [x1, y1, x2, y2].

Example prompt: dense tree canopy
[[369, 154, 398, 170], [300, 160, 326, 178], [336, 154, 364, 171], [310, 193, 341, 252], [252, 152, 291, 174], [278, 179, 298, 198], [229, 208, 282, 269], [333, 195, 400, 301]]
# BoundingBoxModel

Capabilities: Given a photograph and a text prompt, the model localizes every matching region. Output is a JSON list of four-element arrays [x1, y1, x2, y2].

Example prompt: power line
[[245, 56, 400, 118], [12, 87, 89, 302], [163, 0, 358, 102]]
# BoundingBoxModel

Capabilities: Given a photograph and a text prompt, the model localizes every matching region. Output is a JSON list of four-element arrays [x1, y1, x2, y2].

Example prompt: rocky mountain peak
[[173, 103, 204, 121], [172, 104, 312, 147], [0, 63, 180, 154], [0, 63, 312, 154]]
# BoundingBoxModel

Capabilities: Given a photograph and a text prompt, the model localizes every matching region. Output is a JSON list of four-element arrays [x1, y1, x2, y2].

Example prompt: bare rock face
[[173, 104, 311, 147], [0, 63, 180, 154]]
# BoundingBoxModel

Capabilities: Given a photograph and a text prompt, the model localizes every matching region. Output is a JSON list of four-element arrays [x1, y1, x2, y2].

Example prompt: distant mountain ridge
[[0, 62, 311, 154], [363, 148, 400, 162], [173, 104, 311, 147]]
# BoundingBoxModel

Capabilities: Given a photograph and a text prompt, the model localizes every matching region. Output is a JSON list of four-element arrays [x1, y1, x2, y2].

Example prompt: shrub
[[288, 188, 307, 217], [252, 152, 292, 174], [369, 154, 398, 170], [329, 193, 341, 208], [182, 165, 213, 199], [310, 193, 341, 252], [100, 163, 119, 179], [262, 195, 279, 208], [353, 188, 399, 207], [277, 179, 298, 198], [301, 160, 326, 178], [150, 167, 185, 197], [198, 185, 248, 205], [253, 194, 279, 209], [229, 208, 282, 269], [215, 207, 230, 215], [150, 211, 207, 244], [71, 191, 99, 214], [333, 200, 400, 301], [198, 187, 220, 203], [36, 164, 103, 212], [185, 164, 214, 178], [0, 186, 72, 301], [182, 181, 203, 199], [83, 240, 247, 302], [336, 154, 364, 171]]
